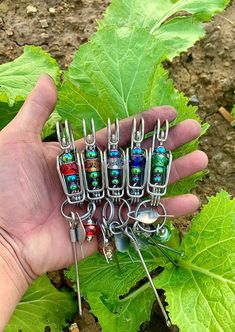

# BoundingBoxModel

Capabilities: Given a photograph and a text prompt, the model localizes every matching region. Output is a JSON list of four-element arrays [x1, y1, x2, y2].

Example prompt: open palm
[[0, 75, 208, 282]]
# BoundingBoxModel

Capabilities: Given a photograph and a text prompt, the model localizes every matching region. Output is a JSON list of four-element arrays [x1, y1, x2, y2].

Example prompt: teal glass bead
[[70, 183, 78, 191], [92, 180, 99, 187], [153, 166, 164, 174], [153, 175, 161, 183], [131, 147, 143, 155], [108, 149, 119, 157], [131, 167, 141, 175], [112, 178, 119, 185], [132, 176, 139, 183], [110, 169, 120, 177], [86, 150, 97, 158], [67, 175, 77, 182], [88, 171, 99, 179], [156, 226, 171, 243], [62, 153, 73, 163], [155, 146, 166, 154]]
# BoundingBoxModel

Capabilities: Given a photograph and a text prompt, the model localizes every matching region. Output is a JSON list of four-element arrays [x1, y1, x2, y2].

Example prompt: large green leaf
[[5, 275, 76, 332], [156, 191, 235, 331], [0, 46, 60, 106], [57, 27, 199, 134], [66, 192, 235, 332], [100, 0, 229, 60], [66, 228, 179, 332]]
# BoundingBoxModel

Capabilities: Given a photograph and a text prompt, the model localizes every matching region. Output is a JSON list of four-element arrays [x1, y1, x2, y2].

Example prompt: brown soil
[[0, 1, 234, 332]]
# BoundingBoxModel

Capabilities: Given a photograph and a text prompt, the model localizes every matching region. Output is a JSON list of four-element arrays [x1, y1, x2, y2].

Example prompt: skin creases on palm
[[0, 75, 208, 280]]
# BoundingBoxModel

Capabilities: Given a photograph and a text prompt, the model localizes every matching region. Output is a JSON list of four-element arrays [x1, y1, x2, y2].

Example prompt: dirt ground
[[0, 1, 234, 332]]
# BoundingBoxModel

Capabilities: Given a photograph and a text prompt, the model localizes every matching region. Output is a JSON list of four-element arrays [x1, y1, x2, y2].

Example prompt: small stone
[[26, 5, 37, 15], [213, 153, 223, 161], [40, 19, 48, 28], [189, 95, 199, 106], [6, 29, 14, 36], [49, 7, 56, 15], [224, 61, 230, 67]]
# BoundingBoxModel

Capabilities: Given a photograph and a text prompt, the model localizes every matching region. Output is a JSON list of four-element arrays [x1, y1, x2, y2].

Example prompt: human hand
[[0, 74, 208, 288]]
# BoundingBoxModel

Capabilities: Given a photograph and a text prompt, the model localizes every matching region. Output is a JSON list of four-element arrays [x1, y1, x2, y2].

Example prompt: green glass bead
[[131, 167, 141, 175], [92, 180, 99, 187], [70, 183, 78, 191], [156, 226, 171, 243], [86, 150, 97, 158], [112, 178, 119, 185], [152, 153, 168, 166], [62, 153, 73, 163], [153, 166, 164, 174], [110, 169, 120, 177], [88, 171, 99, 179]]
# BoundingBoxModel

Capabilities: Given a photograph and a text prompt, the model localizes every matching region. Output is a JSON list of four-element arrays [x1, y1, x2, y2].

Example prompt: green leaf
[[0, 46, 60, 106], [100, 0, 229, 59], [0, 101, 23, 130], [5, 275, 76, 332], [42, 110, 62, 140], [231, 105, 235, 118], [156, 191, 235, 331], [66, 228, 179, 332], [57, 27, 199, 133]]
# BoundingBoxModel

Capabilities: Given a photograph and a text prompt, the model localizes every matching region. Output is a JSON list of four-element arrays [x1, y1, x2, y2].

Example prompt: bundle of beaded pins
[[56, 117, 184, 327]]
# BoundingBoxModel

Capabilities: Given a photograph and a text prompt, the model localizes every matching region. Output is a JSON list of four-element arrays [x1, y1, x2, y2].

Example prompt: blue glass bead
[[153, 175, 161, 183], [155, 146, 166, 153], [132, 147, 143, 155], [62, 153, 73, 163], [109, 149, 120, 158], [67, 175, 77, 182]]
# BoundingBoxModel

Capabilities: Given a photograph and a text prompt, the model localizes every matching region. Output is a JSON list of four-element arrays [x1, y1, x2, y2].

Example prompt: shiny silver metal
[[131, 116, 145, 148], [60, 201, 96, 316], [100, 198, 115, 262], [126, 117, 147, 204], [103, 118, 126, 203], [56, 120, 85, 204], [147, 119, 172, 205], [127, 199, 174, 236], [123, 227, 171, 327], [82, 118, 96, 146], [81, 118, 105, 202]]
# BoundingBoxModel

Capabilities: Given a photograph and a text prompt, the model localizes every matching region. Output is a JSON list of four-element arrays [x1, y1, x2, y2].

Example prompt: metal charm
[[126, 117, 148, 204], [103, 119, 125, 203], [147, 119, 172, 206], [56, 120, 85, 204], [81, 119, 105, 202]]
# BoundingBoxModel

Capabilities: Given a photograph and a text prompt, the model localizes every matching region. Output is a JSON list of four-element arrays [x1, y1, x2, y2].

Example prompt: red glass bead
[[60, 162, 78, 175]]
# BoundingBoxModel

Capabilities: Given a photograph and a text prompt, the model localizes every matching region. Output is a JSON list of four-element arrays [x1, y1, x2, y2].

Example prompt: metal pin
[[124, 228, 171, 327], [69, 213, 82, 316]]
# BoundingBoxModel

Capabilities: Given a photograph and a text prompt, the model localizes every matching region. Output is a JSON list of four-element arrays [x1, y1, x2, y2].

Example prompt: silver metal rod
[[155, 244, 177, 268], [133, 243, 171, 327], [72, 242, 82, 316], [157, 243, 185, 257]]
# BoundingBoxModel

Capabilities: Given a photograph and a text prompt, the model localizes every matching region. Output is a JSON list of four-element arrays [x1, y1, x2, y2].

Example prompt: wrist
[[0, 231, 32, 329]]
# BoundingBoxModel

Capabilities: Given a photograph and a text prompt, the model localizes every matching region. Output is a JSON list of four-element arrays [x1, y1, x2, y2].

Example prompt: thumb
[[12, 74, 57, 136]]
